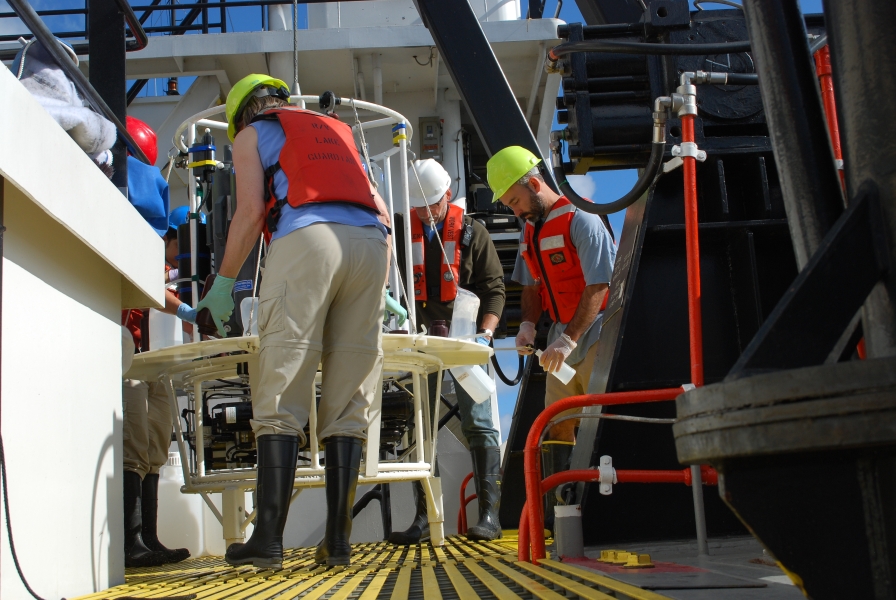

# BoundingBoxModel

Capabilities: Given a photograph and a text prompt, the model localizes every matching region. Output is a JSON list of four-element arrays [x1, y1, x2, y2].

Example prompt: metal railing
[[1, 0, 147, 48], [0, 0, 374, 45]]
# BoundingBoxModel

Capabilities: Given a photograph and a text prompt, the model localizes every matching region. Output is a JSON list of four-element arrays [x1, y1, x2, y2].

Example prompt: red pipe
[[517, 466, 719, 560], [458, 472, 474, 533], [523, 388, 682, 562], [682, 114, 705, 388], [519, 505, 531, 561], [814, 45, 866, 358], [814, 45, 846, 190]]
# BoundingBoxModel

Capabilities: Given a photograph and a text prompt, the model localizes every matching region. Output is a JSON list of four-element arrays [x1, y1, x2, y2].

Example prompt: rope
[[292, 0, 299, 95], [247, 234, 264, 335], [409, 160, 456, 288], [349, 98, 377, 189]]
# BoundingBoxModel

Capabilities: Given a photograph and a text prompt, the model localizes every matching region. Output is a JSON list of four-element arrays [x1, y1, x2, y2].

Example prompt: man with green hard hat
[[196, 73, 392, 569], [487, 145, 616, 527]]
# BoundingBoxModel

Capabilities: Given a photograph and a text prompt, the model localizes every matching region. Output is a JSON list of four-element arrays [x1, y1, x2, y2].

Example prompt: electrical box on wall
[[419, 116, 442, 161]]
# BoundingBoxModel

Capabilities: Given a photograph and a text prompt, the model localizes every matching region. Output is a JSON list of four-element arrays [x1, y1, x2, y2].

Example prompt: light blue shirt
[[510, 205, 617, 363], [250, 119, 387, 242]]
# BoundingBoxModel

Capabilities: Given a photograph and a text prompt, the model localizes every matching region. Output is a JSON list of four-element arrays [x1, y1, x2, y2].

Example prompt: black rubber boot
[[315, 437, 363, 566], [124, 471, 167, 568], [141, 474, 191, 564], [225, 435, 299, 569], [466, 446, 503, 541], [387, 480, 430, 545], [542, 441, 573, 535]]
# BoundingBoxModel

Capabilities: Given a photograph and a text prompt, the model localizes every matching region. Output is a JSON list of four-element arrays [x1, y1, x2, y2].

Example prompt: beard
[[520, 189, 547, 222]]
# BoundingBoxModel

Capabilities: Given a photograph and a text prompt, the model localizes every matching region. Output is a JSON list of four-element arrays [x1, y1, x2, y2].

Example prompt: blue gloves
[[176, 303, 197, 324], [475, 335, 491, 346], [384, 290, 407, 326], [195, 275, 235, 336]]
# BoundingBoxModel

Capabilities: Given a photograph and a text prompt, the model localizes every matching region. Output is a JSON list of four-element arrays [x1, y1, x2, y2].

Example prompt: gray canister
[[553, 504, 585, 559]]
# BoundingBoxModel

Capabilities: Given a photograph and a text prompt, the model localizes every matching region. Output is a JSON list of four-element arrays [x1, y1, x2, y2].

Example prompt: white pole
[[383, 156, 401, 307], [399, 132, 416, 330]]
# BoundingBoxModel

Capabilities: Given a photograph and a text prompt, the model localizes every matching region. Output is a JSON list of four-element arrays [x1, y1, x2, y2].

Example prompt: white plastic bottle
[[449, 364, 496, 403], [535, 350, 576, 385]]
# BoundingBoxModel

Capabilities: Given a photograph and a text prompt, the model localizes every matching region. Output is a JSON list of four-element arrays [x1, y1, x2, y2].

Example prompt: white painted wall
[[0, 66, 163, 598]]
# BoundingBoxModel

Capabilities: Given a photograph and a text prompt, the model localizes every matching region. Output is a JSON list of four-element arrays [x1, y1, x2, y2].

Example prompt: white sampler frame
[[125, 334, 492, 548], [172, 94, 419, 330]]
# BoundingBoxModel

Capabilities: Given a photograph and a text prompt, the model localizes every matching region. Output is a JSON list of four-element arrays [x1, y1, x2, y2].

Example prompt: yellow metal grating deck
[[75, 536, 673, 600]]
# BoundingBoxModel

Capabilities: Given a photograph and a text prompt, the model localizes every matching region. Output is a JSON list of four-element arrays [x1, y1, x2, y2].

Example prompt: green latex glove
[[384, 290, 407, 326], [195, 275, 236, 337]]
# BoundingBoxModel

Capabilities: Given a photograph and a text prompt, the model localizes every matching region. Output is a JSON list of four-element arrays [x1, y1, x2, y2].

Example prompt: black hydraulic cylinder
[[824, 0, 896, 357], [742, 0, 844, 269], [177, 222, 210, 307], [88, 0, 128, 191]]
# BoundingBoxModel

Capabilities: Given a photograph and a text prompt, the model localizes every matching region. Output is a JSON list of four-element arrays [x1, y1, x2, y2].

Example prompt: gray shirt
[[511, 205, 617, 365]]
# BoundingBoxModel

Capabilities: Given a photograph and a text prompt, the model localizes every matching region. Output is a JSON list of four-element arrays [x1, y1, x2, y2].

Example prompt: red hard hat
[[126, 116, 158, 165]]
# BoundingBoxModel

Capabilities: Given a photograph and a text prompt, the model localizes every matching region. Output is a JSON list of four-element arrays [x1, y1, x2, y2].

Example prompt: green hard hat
[[225, 74, 291, 141], [486, 146, 542, 203]]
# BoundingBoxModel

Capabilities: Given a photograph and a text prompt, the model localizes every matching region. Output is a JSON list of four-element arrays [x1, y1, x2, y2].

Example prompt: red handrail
[[457, 472, 475, 534], [517, 466, 718, 561], [523, 388, 682, 561], [520, 84, 711, 564]]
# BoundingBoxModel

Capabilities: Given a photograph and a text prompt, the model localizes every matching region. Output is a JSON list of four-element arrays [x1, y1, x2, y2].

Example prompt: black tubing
[[555, 141, 665, 215], [491, 350, 526, 387], [549, 39, 751, 59], [725, 73, 760, 85]]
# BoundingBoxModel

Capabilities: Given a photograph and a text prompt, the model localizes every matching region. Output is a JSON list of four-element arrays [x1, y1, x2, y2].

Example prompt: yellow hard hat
[[225, 74, 291, 141], [486, 146, 542, 202]]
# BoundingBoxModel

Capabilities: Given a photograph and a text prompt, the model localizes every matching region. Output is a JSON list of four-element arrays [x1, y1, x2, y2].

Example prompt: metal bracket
[[664, 143, 707, 173], [673, 142, 707, 161], [598, 455, 617, 496]]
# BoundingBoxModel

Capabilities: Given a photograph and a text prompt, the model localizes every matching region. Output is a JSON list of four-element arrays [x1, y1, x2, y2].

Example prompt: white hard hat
[[408, 159, 451, 208]]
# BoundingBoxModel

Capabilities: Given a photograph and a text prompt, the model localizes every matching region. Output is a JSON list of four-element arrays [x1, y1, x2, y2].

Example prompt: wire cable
[[1, 435, 49, 600], [539, 412, 676, 446], [292, 0, 299, 95], [410, 160, 458, 291]]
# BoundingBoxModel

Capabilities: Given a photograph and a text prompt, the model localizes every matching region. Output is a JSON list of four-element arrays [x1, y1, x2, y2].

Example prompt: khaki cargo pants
[[123, 379, 173, 478], [250, 223, 388, 446]]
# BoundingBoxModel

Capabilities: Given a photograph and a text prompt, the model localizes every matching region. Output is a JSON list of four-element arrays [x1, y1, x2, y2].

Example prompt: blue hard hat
[[168, 206, 206, 229]]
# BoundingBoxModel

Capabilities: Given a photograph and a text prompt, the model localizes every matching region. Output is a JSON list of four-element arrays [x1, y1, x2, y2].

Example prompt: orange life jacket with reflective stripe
[[521, 196, 607, 324], [252, 107, 379, 241], [411, 203, 464, 302]]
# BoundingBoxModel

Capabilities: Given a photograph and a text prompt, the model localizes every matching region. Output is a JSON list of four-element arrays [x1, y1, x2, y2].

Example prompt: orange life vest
[[411, 203, 464, 302], [520, 196, 607, 324], [253, 107, 379, 240]]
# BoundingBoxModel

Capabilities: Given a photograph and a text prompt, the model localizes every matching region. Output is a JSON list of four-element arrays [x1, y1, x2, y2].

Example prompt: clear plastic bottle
[[535, 349, 576, 385]]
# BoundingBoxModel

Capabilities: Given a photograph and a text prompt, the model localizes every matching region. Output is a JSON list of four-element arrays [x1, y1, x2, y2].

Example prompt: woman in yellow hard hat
[[199, 74, 392, 569]]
